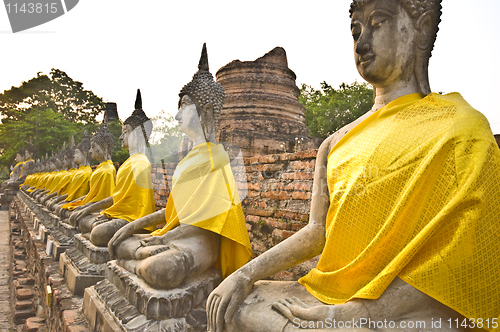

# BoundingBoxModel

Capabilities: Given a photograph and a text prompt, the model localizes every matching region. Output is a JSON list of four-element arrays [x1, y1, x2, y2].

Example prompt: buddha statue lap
[[107, 44, 252, 293], [206, 1, 500, 332]]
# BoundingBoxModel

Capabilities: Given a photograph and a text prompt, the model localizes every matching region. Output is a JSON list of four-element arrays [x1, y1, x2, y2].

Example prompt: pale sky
[[1, 0, 499, 134]]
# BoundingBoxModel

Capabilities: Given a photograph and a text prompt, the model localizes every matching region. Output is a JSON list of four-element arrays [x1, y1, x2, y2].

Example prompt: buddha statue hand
[[207, 270, 254, 332], [108, 222, 136, 259], [272, 297, 334, 327]]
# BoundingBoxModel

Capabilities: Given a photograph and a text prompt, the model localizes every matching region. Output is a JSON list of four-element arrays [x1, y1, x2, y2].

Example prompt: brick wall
[[148, 149, 319, 281]]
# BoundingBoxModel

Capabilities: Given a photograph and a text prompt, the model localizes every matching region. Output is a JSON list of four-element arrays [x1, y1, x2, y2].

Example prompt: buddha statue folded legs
[[206, 1, 500, 332]]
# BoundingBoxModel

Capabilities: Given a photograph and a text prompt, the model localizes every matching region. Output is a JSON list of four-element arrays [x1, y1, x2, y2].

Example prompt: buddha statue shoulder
[[206, 1, 500, 331]]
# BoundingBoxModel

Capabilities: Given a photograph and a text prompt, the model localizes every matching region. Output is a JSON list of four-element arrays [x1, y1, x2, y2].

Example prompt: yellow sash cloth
[[101, 153, 155, 223], [151, 143, 252, 279], [20, 159, 33, 177], [63, 165, 92, 202], [42, 172, 57, 191], [10, 161, 24, 178], [26, 173, 43, 192], [299, 93, 500, 328], [63, 160, 116, 210], [48, 170, 67, 194], [56, 168, 77, 196]]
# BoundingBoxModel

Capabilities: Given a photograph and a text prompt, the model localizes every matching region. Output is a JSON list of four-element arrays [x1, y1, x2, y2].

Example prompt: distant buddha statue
[[46, 143, 79, 210], [69, 89, 155, 247], [2, 143, 34, 189], [206, 1, 500, 331], [61, 122, 116, 220], [107, 44, 252, 290], [50, 132, 92, 212]]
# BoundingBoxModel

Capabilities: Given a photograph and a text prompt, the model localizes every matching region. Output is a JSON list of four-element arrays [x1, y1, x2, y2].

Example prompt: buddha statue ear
[[414, 10, 436, 96], [201, 102, 215, 143]]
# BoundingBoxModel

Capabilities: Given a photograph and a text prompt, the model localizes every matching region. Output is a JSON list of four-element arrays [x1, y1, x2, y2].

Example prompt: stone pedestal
[[60, 233, 109, 295], [83, 260, 222, 332], [47, 220, 79, 260], [1, 188, 18, 210]]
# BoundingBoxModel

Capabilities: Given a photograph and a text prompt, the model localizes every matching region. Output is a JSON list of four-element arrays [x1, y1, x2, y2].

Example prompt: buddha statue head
[[91, 121, 114, 162], [74, 130, 91, 166], [15, 146, 25, 163], [25, 142, 35, 161], [350, 0, 442, 96], [64, 147, 75, 169], [121, 89, 152, 154], [177, 43, 225, 143]]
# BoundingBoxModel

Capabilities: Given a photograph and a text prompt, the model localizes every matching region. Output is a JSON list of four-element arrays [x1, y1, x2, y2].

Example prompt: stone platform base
[[83, 261, 222, 331], [47, 220, 79, 260], [59, 251, 105, 296], [60, 232, 110, 295]]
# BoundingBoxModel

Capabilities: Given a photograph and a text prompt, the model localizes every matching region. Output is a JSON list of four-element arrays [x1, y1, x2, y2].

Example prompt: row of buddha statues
[[13, 0, 500, 330]]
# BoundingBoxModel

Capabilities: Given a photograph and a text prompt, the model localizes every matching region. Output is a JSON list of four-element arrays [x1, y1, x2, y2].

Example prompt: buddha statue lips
[[107, 44, 252, 291]]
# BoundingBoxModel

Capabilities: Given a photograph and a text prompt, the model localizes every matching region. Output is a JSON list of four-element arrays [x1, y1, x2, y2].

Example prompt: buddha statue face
[[90, 141, 105, 161], [74, 148, 85, 165], [15, 153, 24, 163], [351, 0, 417, 88], [176, 95, 204, 139], [119, 124, 134, 151]]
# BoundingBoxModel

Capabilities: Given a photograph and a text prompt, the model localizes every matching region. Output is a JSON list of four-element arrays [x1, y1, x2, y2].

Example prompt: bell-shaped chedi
[[216, 47, 320, 157]]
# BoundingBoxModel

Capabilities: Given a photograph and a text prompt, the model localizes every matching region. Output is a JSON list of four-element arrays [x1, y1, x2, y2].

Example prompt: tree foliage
[[300, 81, 374, 139], [0, 69, 105, 168], [149, 110, 185, 164]]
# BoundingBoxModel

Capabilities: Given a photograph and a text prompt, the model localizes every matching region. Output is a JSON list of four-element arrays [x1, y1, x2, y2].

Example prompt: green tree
[[0, 69, 104, 168], [300, 81, 374, 139], [149, 110, 185, 164]]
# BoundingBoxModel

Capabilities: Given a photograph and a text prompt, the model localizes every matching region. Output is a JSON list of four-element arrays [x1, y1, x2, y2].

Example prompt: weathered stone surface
[[216, 47, 321, 158]]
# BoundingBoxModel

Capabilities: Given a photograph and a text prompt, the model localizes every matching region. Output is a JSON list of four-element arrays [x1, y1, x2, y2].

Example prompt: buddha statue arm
[[108, 209, 166, 259], [207, 136, 333, 332], [69, 196, 113, 226]]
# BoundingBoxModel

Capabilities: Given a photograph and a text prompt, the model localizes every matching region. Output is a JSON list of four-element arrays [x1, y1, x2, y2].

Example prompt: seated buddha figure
[[46, 145, 79, 210], [68, 89, 156, 247], [19, 143, 37, 190], [33, 155, 59, 202], [107, 44, 252, 290], [40, 147, 69, 205], [51, 133, 92, 213], [61, 122, 116, 220], [206, 1, 500, 332], [2, 144, 34, 190]]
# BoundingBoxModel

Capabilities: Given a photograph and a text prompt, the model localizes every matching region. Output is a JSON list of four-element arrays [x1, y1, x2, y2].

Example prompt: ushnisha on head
[[25, 142, 35, 160], [350, 0, 442, 95], [75, 130, 91, 164], [122, 89, 152, 150], [178, 43, 225, 143], [91, 120, 115, 158]]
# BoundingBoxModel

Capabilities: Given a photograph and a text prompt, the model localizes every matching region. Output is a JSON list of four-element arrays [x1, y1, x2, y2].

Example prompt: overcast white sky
[[1, 0, 499, 134]]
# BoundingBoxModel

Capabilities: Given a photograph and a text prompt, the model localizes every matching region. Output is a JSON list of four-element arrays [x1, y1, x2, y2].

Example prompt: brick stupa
[[216, 47, 320, 157]]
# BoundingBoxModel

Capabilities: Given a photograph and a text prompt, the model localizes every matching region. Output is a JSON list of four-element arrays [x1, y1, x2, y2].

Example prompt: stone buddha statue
[[40, 146, 69, 205], [45, 144, 79, 210], [61, 121, 116, 219], [1, 144, 33, 189], [51, 132, 92, 213], [106, 44, 252, 291], [206, 1, 500, 331], [68, 89, 155, 247]]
